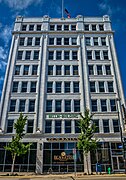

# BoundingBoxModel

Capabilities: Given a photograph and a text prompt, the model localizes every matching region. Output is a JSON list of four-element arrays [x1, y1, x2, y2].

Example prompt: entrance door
[[112, 156, 124, 171]]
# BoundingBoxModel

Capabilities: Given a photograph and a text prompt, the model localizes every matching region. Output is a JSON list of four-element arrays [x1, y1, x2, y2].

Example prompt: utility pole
[[62, 0, 64, 18]]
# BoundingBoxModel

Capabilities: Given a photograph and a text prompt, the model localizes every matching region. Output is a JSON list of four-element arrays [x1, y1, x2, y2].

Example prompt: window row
[[49, 37, 77, 45], [9, 99, 35, 112], [85, 37, 107, 46], [90, 81, 114, 93], [12, 81, 37, 93], [7, 119, 34, 133], [48, 50, 78, 60], [87, 50, 109, 60], [84, 24, 104, 31], [47, 81, 80, 93], [22, 24, 42, 31], [14, 65, 38, 76], [91, 99, 117, 112], [88, 65, 111, 75], [19, 37, 41, 46], [48, 65, 79, 76], [46, 99, 80, 112], [50, 24, 76, 31], [17, 50, 39, 60]]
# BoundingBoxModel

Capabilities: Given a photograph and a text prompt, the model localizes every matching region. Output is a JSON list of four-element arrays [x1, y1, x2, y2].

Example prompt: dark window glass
[[95, 50, 100, 59], [65, 82, 70, 93], [22, 25, 27, 31], [64, 38, 69, 45], [71, 25, 76, 30], [93, 120, 99, 133], [108, 82, 114, 92], [48, 51, 54, 60], [48, 65, 53, 75], [55, 120, 61, 133], [87, 50, 92, 60], [56, 65, 62, 75], [27, 120, 34, 133], [25, 51, 31, 60], [64, 65, 70, 75], [65, 120, 71, 133], [73, 82, 79, 93], [110, 99, 116, 112], [19, 100, 26, 112], [56, 51, 62, 60], [91, 100, 97, 112], [56, 82, 61, 93], [103, 119, 109, 133], [92, 24, 96, 31], [93, 37, 98, 45], [37, 25, 41, 31], [74, 100, 80, 112], [15, 65, 21, 75], [90, 81, 95, 92], [47, 82, 53, 93], [101, 99, 107, 112], [49, 38, 54, 45], [88, 65, 94, 75], [17, 51, 23, 60], [73, 65, 78, 75], [97, 65, 102, 75], [50, 25, 55, 31], [105, 65, 111, 75], [29, 100, 35, 112], [12, 82, 18, 92], [30, 82, 36, 92], [35, 37, 40, 45], [72, 38, 77, 45], [27, 37, 32, 46], [113, 120, 119, 133], [75, 120, 81, 133], [29, 25, 34, 31], [7, 120, 14, 133], [34, 51, 39, 60], [46, 100, 52, 112], [32, 65, 38, 75], [9, 100, 16, 112], [101, 37, 106, 46], [84, 24, 89, 31], [99, 24, 104, 31], [65, 100, 71, 112], [85, 37, 90, 46], [19, 37, 25, 46], [55, 100, 62, 112], [103, 51, 108, 60], [64, 51, 69, 60], [64, 25, 69, 31], [57, 25, 62, 31], [57, 38, 62, 45], [45, 121, 52, 133], [21, 82, 27, 92], [72, 51, 77, 60], [99, 81, 105, 92]]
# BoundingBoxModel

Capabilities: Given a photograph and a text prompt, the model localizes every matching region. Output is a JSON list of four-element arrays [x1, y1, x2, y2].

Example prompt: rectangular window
[[45, 121, 52, 133], [9, 99, 16, 112], [47, 82, 53, 93], [71, 25, 76, 30], [19, 99, 26, 112], [85, 37, 90, 46], [57, 38, 62, 45], [7, 120, 14, 133], [65, 82, 70, 93], [55, 100, 62, 112], [65, 120, 71, 133], [95, 50, 100, 60], [21, 82, 27, 92], [93, 37, 98, 46], [101, 99, 107, 112], [64, 51, 69, 60], [113, 120, 120, 133], [73, 65, 78, 75], [75, 120, 81, 133], [64, 25, 69, 31], [27, 120, 34, 133], [72, 51, 78, 60], [110, 99, 116, 112], [50, 25, 55, 31], [97, 65, 102, 75], [30, 82, 36, 92], [87, 50, 92, 60], [99, 81, 105, 92], [56, 51, 62, 60], [65, 100, 71, 112], [15, 65, 21, 75], [29, 100, 35, 112], [46, 100, 52, 112], [32, 65, 38, 75], [92, 24, 96, 31], [29, 25, 34, 31], [84, 24, 89, 31], [56, 65, 62, 75], [91, 99, 97, 112], [37, 25, 41, 31], [19, 37, 25, 46], [56, 82, 62, 93], [64, 38, 69, 45], [108, 82, 114, 92], [73, 82, 79, 93], [49, 38, 54, 45], [27, 37, 33, 46], [93, 120, 99, 133], [34, 50, 39, 60], [88, 65, 94, 75], [25, 51, 31, 60], [22, 25, 27, 31], [99, 24, 104, 31], [74, 100, 80, 112], [35, 37, 40, 46], [101, 37, 106, 46], [12, 82, 18, 92], [17, 51, 23, 60], [48, 65, 53, 75], [64, 65, 70, 75], [90, 81, 96, 92], [55, 120, 61, 133], [72, 38, 77, 45], [48, 51, 54, 60], [105, 65, 111, 75], [103, 119, 109, 133], [103, 50, 108, 60], [57, 25, 62, 31]]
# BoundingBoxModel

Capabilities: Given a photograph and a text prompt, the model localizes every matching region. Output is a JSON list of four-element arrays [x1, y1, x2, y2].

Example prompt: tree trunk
[[11, 154, 16, 175], [86, 153, 89, 175], [83, 151, 85, 174]]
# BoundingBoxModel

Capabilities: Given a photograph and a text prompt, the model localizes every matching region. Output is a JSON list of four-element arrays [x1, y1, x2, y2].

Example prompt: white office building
[[0, 15, 126, 173]]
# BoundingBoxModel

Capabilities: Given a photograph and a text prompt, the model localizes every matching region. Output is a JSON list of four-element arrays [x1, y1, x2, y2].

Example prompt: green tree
[[4, 113, 31, 174], [77, 109, 98, 175]]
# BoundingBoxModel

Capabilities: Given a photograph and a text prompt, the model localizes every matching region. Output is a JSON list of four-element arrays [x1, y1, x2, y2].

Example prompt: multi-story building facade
[[0, 15, 126, 173]]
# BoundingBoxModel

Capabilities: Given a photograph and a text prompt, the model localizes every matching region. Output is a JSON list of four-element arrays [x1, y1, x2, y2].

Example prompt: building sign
[[54, 152, 73, 161], [46, 113, 80, 119], [47, 137, 78, 142]]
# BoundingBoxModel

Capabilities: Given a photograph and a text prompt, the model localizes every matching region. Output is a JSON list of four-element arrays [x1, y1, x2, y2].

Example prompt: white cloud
[[98, 0, 113, 16], [0, 25, 12, 47], [1, 0, 43, 10], [0, 46, 7, 61]]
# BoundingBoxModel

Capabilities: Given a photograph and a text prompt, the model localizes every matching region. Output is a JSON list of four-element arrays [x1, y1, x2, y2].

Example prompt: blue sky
[[0, 0, 126, 99]]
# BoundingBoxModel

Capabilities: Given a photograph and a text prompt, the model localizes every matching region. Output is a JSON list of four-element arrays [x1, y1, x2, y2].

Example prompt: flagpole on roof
[[62, 0, 64, 18]]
